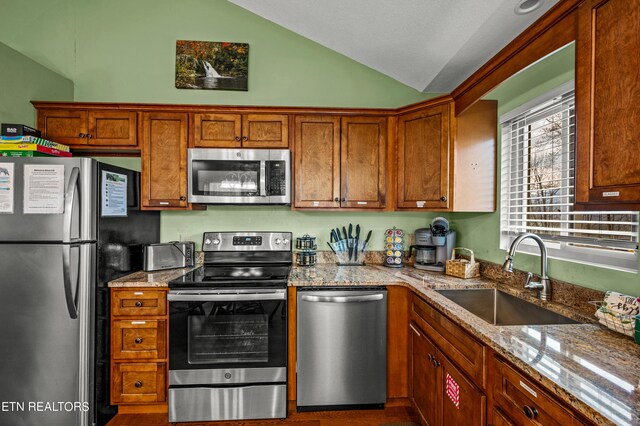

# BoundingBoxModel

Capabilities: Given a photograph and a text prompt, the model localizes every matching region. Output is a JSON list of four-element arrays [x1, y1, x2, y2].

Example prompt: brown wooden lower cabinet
[[491, 356, 591, 426], [409, 321, 486, 426], [111, 320, 166, 360], [490, 408, 516, 426], [111, 362, 166, 404], [110, 288, 168, 411], [410, 322, 439, 425]]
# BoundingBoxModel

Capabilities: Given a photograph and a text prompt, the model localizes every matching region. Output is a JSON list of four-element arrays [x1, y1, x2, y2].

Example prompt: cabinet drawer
[[111, 362, 166, 404], [493, 356, 573, 426], [112, 320, 166, 360], [411, 294, 486, 388], [112, 289, 166, 316]]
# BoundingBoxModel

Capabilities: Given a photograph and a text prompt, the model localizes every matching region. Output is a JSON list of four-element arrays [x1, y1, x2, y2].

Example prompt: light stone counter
[[107, 266, 198, 287], [111, 263, 640, 425]]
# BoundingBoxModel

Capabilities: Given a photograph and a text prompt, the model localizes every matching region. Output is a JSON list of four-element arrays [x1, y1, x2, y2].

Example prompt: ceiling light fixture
[[514, 0, 545, 15]]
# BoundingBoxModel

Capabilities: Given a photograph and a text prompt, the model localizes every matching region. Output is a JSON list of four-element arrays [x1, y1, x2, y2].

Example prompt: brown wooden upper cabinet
[[191, 113, 288, 149], [575, 0, 640, 210], [397, 102, 453, 210], [293, 115, 387, 209], [141, 112, 189, 209], [36, 108, 137, 149]]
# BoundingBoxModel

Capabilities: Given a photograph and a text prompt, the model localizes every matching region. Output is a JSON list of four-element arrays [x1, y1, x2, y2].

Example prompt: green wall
[[162, 208, 446, 252], [1, 0, 432, 108], [5, 0, 438, 254], [450, 43, 640, 295], [0, 42, 73, 126]]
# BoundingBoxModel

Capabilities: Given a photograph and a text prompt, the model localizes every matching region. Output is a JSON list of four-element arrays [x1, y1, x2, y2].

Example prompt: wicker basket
[[445, 247, 480, 279]]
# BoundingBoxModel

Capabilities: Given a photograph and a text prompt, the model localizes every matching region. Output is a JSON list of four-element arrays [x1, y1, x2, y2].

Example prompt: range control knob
[[283, 238, 290, 245], [204, 238, 212, 245], [212, 238, 221, 245], [275, 238, 282, 245]]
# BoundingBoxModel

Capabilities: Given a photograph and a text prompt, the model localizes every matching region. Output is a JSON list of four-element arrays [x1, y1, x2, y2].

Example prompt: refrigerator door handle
[[63, 167, 80, 244], [62, 243, 80, 319]]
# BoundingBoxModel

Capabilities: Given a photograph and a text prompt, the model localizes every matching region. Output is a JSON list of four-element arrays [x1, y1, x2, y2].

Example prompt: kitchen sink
[[435, 288, 580, 326]]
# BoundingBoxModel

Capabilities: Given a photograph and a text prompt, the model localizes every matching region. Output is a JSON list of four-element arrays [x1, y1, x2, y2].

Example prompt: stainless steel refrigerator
[[0, 158, 160, 426]]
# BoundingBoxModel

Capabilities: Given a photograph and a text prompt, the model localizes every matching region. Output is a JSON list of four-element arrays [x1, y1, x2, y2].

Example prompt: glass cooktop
[[169, 264, 291, 288]]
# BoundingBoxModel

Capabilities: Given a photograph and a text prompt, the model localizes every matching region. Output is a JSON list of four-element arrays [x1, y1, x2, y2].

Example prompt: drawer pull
[[131, 321, 146, 325], [135, 337, 143, 344], [135, 301, 143, 307], [134, 381, 143, 388], [519, 380, 538, 398], [133, 292, 144, 295], [523, 405, 538, 419]]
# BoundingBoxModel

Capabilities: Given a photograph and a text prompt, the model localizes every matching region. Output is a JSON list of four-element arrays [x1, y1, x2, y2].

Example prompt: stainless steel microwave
[[188, 148, 291, 204]]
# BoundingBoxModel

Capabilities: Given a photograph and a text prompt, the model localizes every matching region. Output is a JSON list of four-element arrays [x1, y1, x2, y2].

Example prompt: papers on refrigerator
[[101, 170, 127, 217], [0, 162, 14, 214], [23, 164, 65, 214]]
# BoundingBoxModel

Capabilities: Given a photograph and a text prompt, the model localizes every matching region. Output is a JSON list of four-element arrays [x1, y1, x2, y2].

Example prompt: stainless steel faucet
[[502, 233, 551, 301]]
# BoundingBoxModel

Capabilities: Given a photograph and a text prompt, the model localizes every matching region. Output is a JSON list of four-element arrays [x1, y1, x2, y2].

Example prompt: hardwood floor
[[106, 405, 419, 426]]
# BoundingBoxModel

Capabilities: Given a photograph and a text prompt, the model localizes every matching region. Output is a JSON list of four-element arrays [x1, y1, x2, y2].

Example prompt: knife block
[[329, 240, 366, 266]]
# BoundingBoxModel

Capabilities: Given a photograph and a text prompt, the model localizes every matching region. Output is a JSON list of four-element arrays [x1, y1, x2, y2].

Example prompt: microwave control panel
[[267, 161, 287, 196]]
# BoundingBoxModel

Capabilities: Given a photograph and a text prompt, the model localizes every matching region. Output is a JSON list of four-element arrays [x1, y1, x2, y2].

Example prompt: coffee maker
[[408, 217, 456, 272]]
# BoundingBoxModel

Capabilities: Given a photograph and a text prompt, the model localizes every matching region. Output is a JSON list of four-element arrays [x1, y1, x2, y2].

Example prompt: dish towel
[[595, 291, 640, 336]]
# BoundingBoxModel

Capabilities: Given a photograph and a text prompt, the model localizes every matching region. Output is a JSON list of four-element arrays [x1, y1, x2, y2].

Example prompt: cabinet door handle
[[134, 381, 143, 388], [180, 196, 186, 201], [334, 197, 340, 202], [241, 136, 248, 142], [135, 301, 143, 307], [87, 133, 93, 139], [235, 136, 241, 142], [78, 133, 86, 138], [523, 405, 538, 419], [440, 196, 447, 202], [409, 323, 421, 337], [341, 197, 346, 202], [135, 337, 143, 344]]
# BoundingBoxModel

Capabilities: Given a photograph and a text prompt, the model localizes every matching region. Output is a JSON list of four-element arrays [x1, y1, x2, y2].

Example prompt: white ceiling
[[228, 0, 560, 92]]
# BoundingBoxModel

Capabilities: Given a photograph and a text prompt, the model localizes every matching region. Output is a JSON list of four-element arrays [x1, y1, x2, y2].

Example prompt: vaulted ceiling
[[228, 0, 560, 92]]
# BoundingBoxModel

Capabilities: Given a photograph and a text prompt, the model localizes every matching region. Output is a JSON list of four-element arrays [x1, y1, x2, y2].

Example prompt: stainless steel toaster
[[143, 242, 195, 271]]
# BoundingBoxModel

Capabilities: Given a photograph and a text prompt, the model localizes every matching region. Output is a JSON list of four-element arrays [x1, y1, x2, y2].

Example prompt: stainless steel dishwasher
[[296, 287, 387, 411]]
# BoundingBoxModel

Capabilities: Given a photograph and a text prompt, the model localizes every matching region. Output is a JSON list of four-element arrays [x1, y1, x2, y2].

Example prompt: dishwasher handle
[[300, 293, 384, 303]]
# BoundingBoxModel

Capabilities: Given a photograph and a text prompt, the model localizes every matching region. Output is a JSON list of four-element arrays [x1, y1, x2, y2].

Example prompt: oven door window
[[191, 160, 261, 197], [170, 298, 286, 370], [189, 312, 268, 364]]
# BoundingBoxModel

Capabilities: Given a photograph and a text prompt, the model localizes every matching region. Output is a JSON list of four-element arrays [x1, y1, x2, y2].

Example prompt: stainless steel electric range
[[167, 231, 292, 423]]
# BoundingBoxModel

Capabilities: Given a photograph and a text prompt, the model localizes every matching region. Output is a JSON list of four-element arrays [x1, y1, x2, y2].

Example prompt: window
[[500, 82, 638, 272]]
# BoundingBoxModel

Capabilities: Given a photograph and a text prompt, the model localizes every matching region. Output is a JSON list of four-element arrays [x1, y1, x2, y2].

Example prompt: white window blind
[[500, 85, 639, 271]]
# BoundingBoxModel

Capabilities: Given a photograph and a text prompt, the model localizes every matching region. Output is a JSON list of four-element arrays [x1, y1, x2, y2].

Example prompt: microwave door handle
[[260, 161, 267, 197]]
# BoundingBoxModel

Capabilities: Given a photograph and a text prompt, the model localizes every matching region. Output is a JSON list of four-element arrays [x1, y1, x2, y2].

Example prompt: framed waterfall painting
[[175, 40, 249, 91]]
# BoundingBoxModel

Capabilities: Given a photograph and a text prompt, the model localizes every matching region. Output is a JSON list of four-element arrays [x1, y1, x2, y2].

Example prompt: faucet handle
[[524, 272, 533, 287]]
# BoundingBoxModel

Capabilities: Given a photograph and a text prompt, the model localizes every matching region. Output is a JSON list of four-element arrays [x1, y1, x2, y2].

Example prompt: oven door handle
[[300, 294, 384, 303], [168, 292, 286, 302]]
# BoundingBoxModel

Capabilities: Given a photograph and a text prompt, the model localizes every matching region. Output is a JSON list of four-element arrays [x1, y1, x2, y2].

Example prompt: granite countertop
[[111, 264, 640, 425], [108, 266, 198, 287]]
